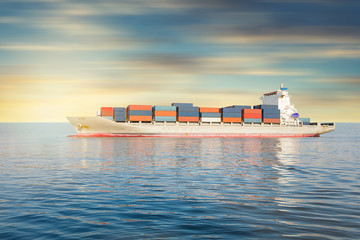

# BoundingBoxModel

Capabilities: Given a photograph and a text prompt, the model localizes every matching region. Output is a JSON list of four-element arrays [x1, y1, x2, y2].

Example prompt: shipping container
[[178, 111, 199, 117], [114, 112, 126, 117], [200, 117, 221, 123], [263, 113, 280, 119], [200, 112, 221, 118], [299, 118, 310, 122], [177, 106, 199, 112], [114, 116, 126, 122], [154, 111, 177, 116], [243, 118, 262, 123], [128, 110, 152, 116], [262, 108, 280, 113], [178, 116, 199, 122], [101, 107, 113, 116], [199, 107, 220, 113], [102, 116, 113, 121], [222, 112, 242, 118], [113, 107, 126, 112], [153, 105, 177, 111], [154, 116, 176, 122], [243, 113, 262, 119], [222, 108, 242, 113], [263, 118, 281, 124], [253, 105, 278, 109], [128, 116, 152, 122], [222, 117, 242, 123], [226, 105, 251, 109], [172, 103, 193, 107], [127, 105, 152, 111], [243, 109, 262, 114]]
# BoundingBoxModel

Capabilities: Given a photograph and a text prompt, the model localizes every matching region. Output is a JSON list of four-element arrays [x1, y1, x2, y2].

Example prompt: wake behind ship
[[67, 84, 335, 137]]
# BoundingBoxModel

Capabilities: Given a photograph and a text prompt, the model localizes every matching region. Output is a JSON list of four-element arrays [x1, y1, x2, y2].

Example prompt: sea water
[[0, 123, 359, 239]]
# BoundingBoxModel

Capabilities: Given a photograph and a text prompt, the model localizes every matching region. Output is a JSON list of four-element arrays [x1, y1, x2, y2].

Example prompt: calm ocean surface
[[0, 123, 359, 239]]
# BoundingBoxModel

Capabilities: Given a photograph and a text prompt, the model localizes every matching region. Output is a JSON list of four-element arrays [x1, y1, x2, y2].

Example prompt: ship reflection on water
[[71, 137, 302, 202]]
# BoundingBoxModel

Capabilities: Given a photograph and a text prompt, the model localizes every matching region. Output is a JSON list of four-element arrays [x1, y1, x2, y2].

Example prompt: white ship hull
[[67, 116, 335, 137]]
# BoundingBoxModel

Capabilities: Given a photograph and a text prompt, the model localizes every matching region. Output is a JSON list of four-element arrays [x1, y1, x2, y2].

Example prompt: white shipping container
[[200, 117, 221, 123]]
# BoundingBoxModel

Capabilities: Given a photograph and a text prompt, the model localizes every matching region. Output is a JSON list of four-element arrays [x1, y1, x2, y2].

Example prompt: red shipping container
[[178, 117, 199, 122], [127, 105, 152, 111], [101, 107, 113, 116], [199, 107, 220, 113], [128, 116, 152, 122], [243, 109, 262, 114], [222, 117, 242, 123], [243, 113, 262, 119], [263, 118, 281, 124], [154, 111, 177, 116]]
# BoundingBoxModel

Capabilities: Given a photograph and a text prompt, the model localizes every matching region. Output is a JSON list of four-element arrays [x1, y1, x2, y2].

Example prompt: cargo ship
[[67, 84, 335, 137]]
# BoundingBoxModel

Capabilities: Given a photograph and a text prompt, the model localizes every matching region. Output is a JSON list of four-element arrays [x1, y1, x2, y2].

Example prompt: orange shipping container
[[127, 105, 152, 111], [222, 117, 242, 123], [128, 116, 152, 122], [178, 117, 199, 122], [243, 113, 262, 119], [199, 107, 220, 113], [243, 109, 262, 114], [101, 107, 113, 116], [263, 118, 281, 124], [154, 111, 177, 116]]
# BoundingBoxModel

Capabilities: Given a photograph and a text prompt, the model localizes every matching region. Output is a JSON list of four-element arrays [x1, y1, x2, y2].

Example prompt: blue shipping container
[[102, 116, 113, 121], [154, 116, 176, 122], [261, 105, 278, 109], [153, 105, 177, 111], [128, 110, 152, 116], [200, 112, 221, 118], [114, 112, 126, 117], [263, 113, 281, 119], [243, 118, 262, 123], [172, 103, 193, 107], [222, 112, 242, 118], [113, 107, 126, 112], [177, 106, 199, 112], [222, 108, 242, 113], [230, 105, 251, 109], [263, 109, 280, 114], [178, 111, 199, 117], [114, 116, 126, 122], [299, 118, 310, 122]]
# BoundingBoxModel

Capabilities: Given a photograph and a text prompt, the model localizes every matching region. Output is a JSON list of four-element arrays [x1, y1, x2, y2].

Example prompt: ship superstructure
[[260, 83, 300, 126]]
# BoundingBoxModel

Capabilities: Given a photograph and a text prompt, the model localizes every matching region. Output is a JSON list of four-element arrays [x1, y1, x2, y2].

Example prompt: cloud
[[102, 53, 313, 77], [187, 25, 360, 45]]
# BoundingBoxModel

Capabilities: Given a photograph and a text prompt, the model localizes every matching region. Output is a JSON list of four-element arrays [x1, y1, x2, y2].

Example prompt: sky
[[0, 0, 359, 122]]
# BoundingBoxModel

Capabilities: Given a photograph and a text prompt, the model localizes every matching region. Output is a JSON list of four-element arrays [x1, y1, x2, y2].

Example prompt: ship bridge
[[260, 83, 299, 126]]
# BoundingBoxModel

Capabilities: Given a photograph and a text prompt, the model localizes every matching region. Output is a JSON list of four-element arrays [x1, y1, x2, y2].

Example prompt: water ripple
[[0, 123, 359, 239]]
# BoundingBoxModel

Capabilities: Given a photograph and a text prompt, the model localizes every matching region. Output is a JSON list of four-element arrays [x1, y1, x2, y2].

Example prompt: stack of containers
[[243, 108, 262, 123], [127, 105, 152, 122], [153, 105, 177, 122], [113, 107, 126, 122], [172, 103, 199, 122], [299, 118, 310, 125], [100, 107, 114, 120], [254, 105, 281, 124], [222, 106, 250, 123], [199, 107, 221, 123]]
